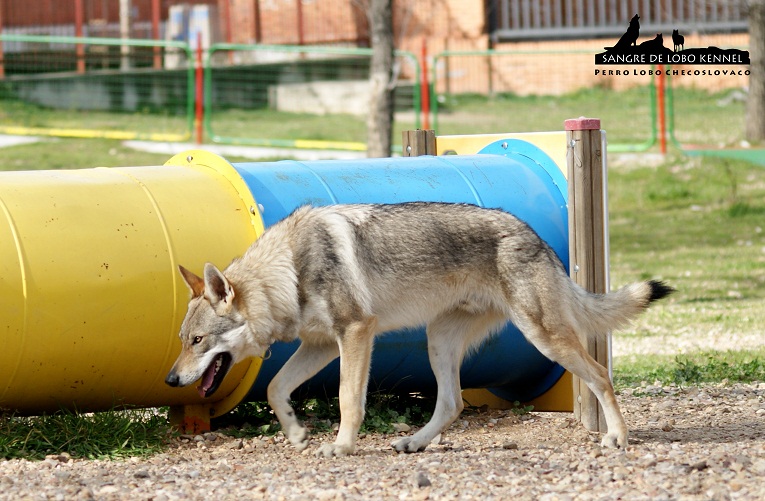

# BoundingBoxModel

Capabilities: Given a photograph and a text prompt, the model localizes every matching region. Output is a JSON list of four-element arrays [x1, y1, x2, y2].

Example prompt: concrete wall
[[268, 80, 371, 116]]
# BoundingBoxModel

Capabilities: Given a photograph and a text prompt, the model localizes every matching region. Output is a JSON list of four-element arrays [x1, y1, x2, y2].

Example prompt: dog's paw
[[315, 442, 354, 458], [285, 424, 309, 451], [391, 437, 428, 453], [600, 431, 628, 449], [292, 439, 309, 452]]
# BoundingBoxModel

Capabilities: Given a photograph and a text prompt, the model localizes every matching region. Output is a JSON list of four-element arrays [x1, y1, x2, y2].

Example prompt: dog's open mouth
[[197, 352, 232, 398]]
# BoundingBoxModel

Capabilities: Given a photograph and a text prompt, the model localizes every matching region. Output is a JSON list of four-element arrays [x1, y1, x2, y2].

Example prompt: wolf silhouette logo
[[596, 14, 749, 65], [639, 34, 664, 51], [607, 14, 640, 50], [672, 29, 685, 52]]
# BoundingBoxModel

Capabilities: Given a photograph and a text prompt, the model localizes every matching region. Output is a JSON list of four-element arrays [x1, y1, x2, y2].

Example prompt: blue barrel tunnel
[[233, 139, 569, 404]]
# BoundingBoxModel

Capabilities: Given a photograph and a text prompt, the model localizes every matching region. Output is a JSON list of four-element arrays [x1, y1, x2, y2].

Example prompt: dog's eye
[[192, 336, 203, 345]]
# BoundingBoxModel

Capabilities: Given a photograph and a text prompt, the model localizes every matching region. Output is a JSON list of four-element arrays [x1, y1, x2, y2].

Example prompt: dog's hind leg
[[516, 315, 627, 448], [316, 316, 378, 458], [392, 310, 504, 453], [268, 341, 340, 451]]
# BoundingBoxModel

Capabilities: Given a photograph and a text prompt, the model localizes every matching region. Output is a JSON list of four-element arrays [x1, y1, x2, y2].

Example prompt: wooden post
[[194, 32, 204, 145], [656, 65, 667, 154], [402, 129, 436, 156], [151, 0, 161, 69], [420, 38, 430, 130], [565, 117, 609, 433], [0, 1, 5, 79], [75, 0, 85, 74], [169, 404, 212, 434]]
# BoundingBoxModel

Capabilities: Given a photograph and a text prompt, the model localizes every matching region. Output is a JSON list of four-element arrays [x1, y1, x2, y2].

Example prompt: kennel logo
[[595, 14, 750, 76]]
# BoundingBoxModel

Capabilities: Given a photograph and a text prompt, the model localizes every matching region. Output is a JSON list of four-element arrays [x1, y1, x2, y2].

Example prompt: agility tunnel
[[0, 133, 575, 424]]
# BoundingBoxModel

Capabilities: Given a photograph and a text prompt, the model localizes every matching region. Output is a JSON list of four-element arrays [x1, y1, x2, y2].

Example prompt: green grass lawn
[[608, 154, 765, 357], [2, 84, 751, 150], [0, 137, 175, 170], [0, 101, 190, 137], [435, 87, 657, 146]]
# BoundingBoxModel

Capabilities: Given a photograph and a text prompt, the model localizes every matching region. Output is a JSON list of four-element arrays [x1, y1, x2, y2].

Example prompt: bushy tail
[[572, 280, 675, 338]]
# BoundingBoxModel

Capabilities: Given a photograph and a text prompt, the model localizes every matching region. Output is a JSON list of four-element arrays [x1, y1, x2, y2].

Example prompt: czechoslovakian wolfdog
[[165, 202, 673, 457]]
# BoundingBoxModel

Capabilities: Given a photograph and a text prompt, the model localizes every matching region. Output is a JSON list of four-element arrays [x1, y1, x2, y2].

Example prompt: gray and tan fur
[[166, 202, 673, 457]]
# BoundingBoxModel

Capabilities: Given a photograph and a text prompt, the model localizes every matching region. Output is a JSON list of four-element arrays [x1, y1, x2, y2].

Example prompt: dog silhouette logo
[[672, 29, 685, 52], [596, 14, 749, 65], [610, 14, 640, 50]]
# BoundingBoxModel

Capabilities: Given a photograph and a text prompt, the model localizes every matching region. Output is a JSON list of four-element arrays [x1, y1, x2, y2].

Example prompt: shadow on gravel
[[630, 422, 764, 445]]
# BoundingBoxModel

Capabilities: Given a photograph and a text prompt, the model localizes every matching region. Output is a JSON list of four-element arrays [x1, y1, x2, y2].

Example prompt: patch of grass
[[436, 86, 657, 145], [609, 154, 765, 345], [359, 393, 434, 434], [614, 349, 765, 390], [436, 85, 751, 149], [0, 100, 189, 136], [217, 393, 436, 438], [218, 401, 282, 437], [669, 87, 748, 147], [0, 137, 274, 171], [728, 201, 765, 218], [219, 391, 537, 439], [2, 83, 750, 151], [500, 401, 534, 416], [0, 138, 175, 171], [0, 408, 172, 460], [0, 100, 411, 151]]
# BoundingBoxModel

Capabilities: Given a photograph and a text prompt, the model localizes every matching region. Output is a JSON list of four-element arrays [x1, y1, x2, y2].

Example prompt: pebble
[[133, 469, 150, 479], [414, 471, 431, 488], [1, 382, 764, 499], [392, 422, 411, 433], [660, 420, 675, 432]]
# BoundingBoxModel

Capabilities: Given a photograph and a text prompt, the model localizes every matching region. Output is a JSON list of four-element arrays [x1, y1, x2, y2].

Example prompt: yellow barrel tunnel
[[0, 151, 264, 416]]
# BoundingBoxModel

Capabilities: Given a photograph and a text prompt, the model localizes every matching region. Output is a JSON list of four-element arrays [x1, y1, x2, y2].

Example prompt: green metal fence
[[430, 49, 658, 152], [203, 43, 421, 151], [3, 34, 749, 156], [0, 34, 194, 141], [0, 34, 422, 152], [666, 69, 751, 151]]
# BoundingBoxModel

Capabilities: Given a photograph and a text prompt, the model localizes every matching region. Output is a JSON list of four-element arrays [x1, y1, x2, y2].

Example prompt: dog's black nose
[[165, 371, 180, 387]]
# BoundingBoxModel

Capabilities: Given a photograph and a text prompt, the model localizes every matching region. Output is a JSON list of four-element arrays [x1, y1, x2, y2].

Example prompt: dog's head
[[165, 264, 265, 398]]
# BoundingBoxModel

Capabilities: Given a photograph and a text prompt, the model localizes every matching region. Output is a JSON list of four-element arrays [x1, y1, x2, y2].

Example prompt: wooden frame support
[[565, 117, 609, 433], [402, 129, 436, 156], [169, 404, 213, 435]]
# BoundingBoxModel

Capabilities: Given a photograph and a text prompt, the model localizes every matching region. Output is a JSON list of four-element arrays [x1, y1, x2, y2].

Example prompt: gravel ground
[[2, 382, 764, 500]]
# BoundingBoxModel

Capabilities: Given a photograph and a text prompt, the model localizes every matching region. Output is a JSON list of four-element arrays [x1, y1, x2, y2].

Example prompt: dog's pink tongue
[[197, 363, 216, 398]]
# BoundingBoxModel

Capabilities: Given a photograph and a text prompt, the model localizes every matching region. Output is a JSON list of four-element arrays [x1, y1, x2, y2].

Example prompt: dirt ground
[[1, 381, 763, 500]]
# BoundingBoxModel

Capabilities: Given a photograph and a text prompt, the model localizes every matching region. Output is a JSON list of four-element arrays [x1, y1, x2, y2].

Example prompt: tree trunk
[[746, 0, 765, 143], [366, 0, 394, 158], [119, 0, 132, 71]]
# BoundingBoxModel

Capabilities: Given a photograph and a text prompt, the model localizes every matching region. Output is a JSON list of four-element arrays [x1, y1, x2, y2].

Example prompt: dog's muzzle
[[165, 370, 180, 387]]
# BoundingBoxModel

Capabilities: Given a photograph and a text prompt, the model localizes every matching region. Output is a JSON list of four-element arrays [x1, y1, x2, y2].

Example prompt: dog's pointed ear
[[179, 265, 205, 298], [203, 262, 235, 315]]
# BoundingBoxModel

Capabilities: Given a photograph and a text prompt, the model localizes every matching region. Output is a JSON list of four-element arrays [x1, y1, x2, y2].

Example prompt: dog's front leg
[[316, 317, 377, 458], [268, 341, 339, 451]]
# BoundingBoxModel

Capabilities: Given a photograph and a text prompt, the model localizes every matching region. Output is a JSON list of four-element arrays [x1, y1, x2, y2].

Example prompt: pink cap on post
[[564, 117, 601, 131]]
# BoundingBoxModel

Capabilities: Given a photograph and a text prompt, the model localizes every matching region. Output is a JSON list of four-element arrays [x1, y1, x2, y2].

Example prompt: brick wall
[[223, 0, 367, 46], [430, 31, 749, 96], [219, 1, 748, 96]]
